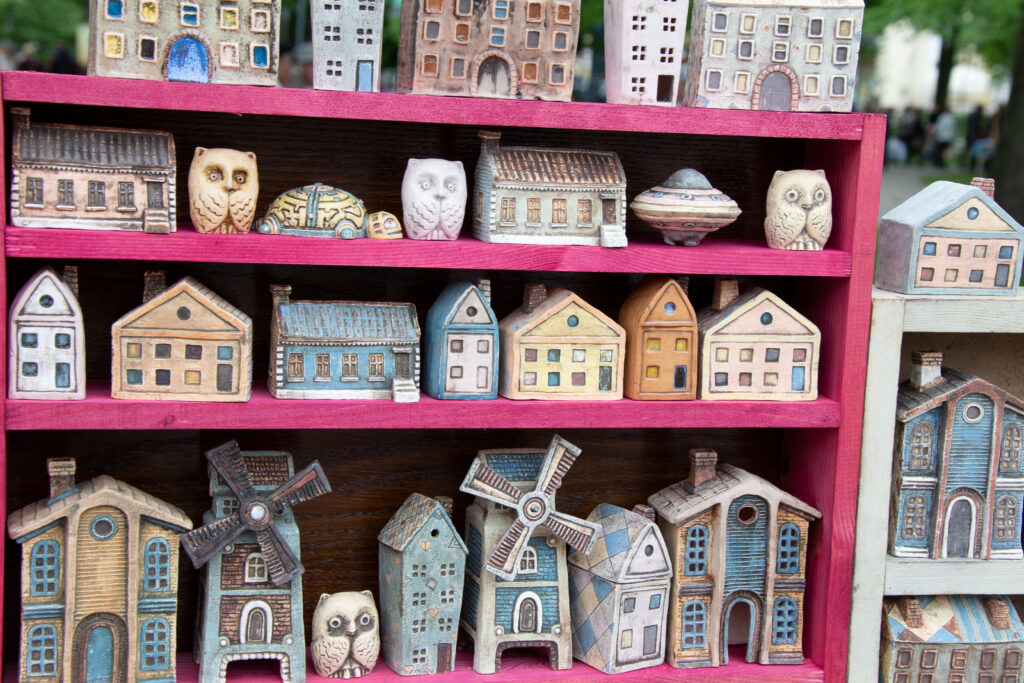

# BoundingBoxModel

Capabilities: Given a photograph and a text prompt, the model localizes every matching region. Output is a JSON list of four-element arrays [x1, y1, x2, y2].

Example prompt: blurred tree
[[992, 8, 1024, 219], [0, 0, 86, 59]]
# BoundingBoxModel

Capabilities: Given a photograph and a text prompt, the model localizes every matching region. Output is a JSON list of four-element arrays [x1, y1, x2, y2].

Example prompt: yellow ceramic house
[[499, 284, 625, 400]]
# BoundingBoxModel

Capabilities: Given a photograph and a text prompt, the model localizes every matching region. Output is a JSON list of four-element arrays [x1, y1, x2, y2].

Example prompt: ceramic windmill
[[459, 435, 600, 674]]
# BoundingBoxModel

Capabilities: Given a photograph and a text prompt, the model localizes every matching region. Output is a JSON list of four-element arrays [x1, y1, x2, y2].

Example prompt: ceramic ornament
[[423, 280, 499, 400], [604, 0, 687, 105], [401, 158, 467, 240], [258, 183, 369, 239], [311, 591, 381, 678], [312, 0, 385, 92], [764, 169, 832, 251], [630, 168, 741, 246], [188, 147, 259, 234], [368, 211, 403, 239]]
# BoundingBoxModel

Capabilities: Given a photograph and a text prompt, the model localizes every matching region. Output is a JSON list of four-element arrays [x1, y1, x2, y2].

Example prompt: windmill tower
[[459, 435, 600, 674]]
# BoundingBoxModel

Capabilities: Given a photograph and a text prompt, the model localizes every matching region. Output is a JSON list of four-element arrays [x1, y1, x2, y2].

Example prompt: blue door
[[86, 626, 114, 683], [356, 60, 373, 92], [167, 37, 209, 83]]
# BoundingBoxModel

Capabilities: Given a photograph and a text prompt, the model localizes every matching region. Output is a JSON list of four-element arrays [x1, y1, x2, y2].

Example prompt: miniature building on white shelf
[[311, 0, 384, 91], [604, 0, 687, 105]]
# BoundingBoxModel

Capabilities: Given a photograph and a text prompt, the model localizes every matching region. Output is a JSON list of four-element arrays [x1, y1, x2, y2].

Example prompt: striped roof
[[378, 492, 467, 554], [480, 449, 546, 484], [277, 301, 419, 342], [885, 596, 1024, 644], [490, 147, 624, 187], [15, 120, 173, 168]]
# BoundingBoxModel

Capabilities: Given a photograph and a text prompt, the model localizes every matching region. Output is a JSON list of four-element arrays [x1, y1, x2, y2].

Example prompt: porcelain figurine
[[312, 591, 381, 678], [189, 147, 259, 234], [473, 130, 627, 247], [7, 458, 192, 683], [423, 280, 499, 400], [378, 494, 467, 675], [368, 211, 403, 239], [604, 0, 687, 105], [401, 158, 467, 240], [9, 107, 175, 233], [312, 0, 385, 92], [876, 178, 1024, 296], [764, 169, 832, 251], [630, 168, 741, 246], [258, 183, 368, 239], [648, 448, 820, 668]]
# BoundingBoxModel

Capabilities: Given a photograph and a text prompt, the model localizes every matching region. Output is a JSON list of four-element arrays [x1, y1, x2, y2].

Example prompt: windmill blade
[[255, 526, 303, 585], [543, 510, 602, 556], [206, 440, 257, 501], [459, 458, 524, 508], [486, 518, 534, 581], [535, 435, 582, 497], [270, 461, 331, 513], [180, 513, 246, 569]]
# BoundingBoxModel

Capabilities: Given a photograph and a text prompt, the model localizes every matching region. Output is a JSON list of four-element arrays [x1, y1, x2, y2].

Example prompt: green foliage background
[[0, 0, 86, 56]]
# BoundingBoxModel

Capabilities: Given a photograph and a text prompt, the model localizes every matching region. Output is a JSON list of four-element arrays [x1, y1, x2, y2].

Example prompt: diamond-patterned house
[[567, 504, 671, 674]]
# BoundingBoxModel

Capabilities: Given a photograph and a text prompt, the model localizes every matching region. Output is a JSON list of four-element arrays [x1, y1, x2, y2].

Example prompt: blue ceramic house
[[423, 280, 498, 400], [268, 285, 421, 402]]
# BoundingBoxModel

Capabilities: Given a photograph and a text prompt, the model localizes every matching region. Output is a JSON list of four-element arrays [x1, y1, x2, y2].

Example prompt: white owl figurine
[[188, 147, 260, 234], [764, 169, 833, 251], [311, 590, 380, 679], [401, 158, 467, 240]]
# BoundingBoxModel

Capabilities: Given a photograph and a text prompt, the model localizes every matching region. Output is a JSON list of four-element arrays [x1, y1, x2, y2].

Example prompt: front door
[[602, 198, 616, 224], [146, 181, 164, 209], [395, 351, 411, 378], [246, 608, 266, 642], [518, 597, 538, 632], [437, 643, 452, 673], [356, 60, 374, 92], [599, 365, 613, 392], [758, 71, 793, 111], [722, 597, 760, 665], [73, 614, 127, 683], [85, 626, 114, 683], [166, 36, 209, 83], [945, 498, 976, 557], [217, 363, 233, 392], [477, 56, 511, 97]]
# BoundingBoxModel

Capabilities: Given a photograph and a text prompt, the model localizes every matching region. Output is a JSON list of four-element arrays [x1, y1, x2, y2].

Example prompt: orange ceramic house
[[618, 276, 697, 400]]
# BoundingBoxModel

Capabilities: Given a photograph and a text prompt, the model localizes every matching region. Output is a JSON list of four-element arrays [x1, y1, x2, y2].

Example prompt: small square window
[[806, 44, 822, 64], [139, 36, 157, 61], [831, 75, 847, 97], [548, 349, 560, 362], [921, 650, 937, 669], [184, 370, 201, 385], [523, 371, 537, 386], [764, 372, 778, 386], [139, 0, 158, 22], [808, 17, 823, 37], [974, 245, 988, 258], [740, 13, 755, 33], [185, 344, 202, 360], [572, 372, 586, 386], [711, 12, 727, 32], [1000, 245, 1014, 259], [714, 372, 728, 386], [804, 75, 820, 95], [663, 16, 677, 32], [127, 342, 142, 358], [450, 366, 463, 379], [765, 348, 780, 362], [525, 348, 538, 362], [710, 39, 725, 56], [675, 338, 688, 352], [126, 369, 143, 385], [154, 344, 171, 359], [180, 2, 199, 26], [424, 0, 441, 11], [105, 32, 125, 58], [944, 269, 959, 282], [422, 54, 438, 77], [793, 348, 807, 362], [775, 15, 791, 36], [553, 31, 569, 52], [547, 372, 560, 386], [490, 26, 505, 46], [424, 19, 440, 40], [738, 373, 751, 386], [969, 270, 984, 283], [22, 362, 38, 377], [450, 339, 464, 353], [948, 244, 962, 257], [706, 69, 723, 91], [217, 346, 233, 360], [220, 42, 239, 67], [631, 14, 646, 31], [646, 338, 661, 352], [836, 18, 854, 39], [833, 45, 849, 65], [646, 366, 659, 379], [738, 40, 754, 60], [251, 42, 269, 68], [550, 64, 566, 85], [623, 597, 636, 613], [739, 348, 753, 362], [55, 333, 71, 349], [522, 61, 538, 83], [220, 6, 238, 29], [920, 267, 934, 282], [715, 347, 728, 362], [923, 241, 937, 256], [251, 9, 270, 32], [21, 332, 38, 348], [107, 0, 124, 18], [600, 349, 613, 363], [155, 369, 171, 385], [478, 339, 490, 353], [650, 594, 661, 610], [772, 40, 789, 63], [572, 349, 586, 362]]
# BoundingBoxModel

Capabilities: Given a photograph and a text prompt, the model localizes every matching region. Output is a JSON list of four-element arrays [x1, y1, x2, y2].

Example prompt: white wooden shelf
[[875, 289, 1024, 333], [884, 558, 1024, 595]]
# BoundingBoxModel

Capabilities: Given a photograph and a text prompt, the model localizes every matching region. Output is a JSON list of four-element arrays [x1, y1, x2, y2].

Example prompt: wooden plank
[[884, 558, 1024, 595], [899, 290, 1024, 332]]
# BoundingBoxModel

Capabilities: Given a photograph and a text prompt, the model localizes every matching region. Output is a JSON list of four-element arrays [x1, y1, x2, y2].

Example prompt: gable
[[625, 526, 670, 577], [449, 288, 496, 326], [645, 282, 696, 324], [121, 291, 241, 333], [926, 196, 1016, 233], [715, 297, 814, 337], [16, 272, 76, 318], [524, 301, 621, 339]]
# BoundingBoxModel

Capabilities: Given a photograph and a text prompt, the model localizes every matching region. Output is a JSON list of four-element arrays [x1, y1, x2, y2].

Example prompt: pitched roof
[[500, 287, 623, 340], [896, 368, 1024, 421], [277, 301, 419, 342], [480, 449, 546, 484], [425, 281, 496, 331], [113, 276, 251, 332], [378, 492, 467, 554], [881, 181, 1023, 234], [489, 147, 625, 187], [567, 504, 669, 582], [15, 120, 174, 168], [696, 286, 814, 337], [885, 596, 1024, 644]]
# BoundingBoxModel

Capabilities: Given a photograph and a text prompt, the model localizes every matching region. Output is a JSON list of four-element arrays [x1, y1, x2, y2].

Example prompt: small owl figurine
[[764, 169, 832, 251], [188, 147, 260, 234], [311, 591, 380, 679], [401, 158, 467, 240]]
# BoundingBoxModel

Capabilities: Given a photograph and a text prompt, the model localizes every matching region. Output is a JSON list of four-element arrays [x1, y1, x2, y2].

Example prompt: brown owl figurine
[[188, 147, 259, 234], [764, 169, 833, 251]]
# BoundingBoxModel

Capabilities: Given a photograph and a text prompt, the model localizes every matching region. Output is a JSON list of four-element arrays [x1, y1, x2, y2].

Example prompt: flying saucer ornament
[[630, 169, 742, 246]]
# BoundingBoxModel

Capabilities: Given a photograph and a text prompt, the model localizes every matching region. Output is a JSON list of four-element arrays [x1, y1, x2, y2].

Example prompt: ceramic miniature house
[[473, 130, 628, 247], [567, 504, 672, 674], [876, 178, 1024, 296], [648, 448, 820, 668], [9, 267, 86, 400], [499, 284, 625, 400], [889, 352, 1024, 560], [684, 0, 863, 112], [378, 493, 467, 675], [311, 0, 384, 91], [111, 271, 252, 401], [396, 0, 580, 100], [268, 285, 421, 402], [9, 108, 175, 233], [423, 280, 499, 400], [88, 0, 281, 84], [881, 596, 1024, 683], [7, 458, 192, 683], [697, 279, 820, 401], [604, 0, 687, 105], [618, 276, 698, 400]]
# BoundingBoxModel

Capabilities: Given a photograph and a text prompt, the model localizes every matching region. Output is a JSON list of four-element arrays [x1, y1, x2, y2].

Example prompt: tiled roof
[[885, 596, 1024, 644], [16, 122, 173, 167], [378, 492, 467, 554], [278, 301, 419, 342], [481, 450, 546, 484], [213, 453, 293, 491], [490, 147, 624, 187], [896, 368, 976, 420]]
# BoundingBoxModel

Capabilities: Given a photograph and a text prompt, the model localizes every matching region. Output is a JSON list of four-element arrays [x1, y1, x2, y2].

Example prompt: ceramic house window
[[631, 14, 646, 31], [30, 541, 59, 596], [87, 181, 106, 209], [772, 41, 789, 63], [368, 353, 384, 379], [1002, 425, 1022, 471], [577, 199, 592, 225], [772, 597, 798, 644], [117, 181, 136, 209], [341, 353, 358, 379], [490, 26, 505, 46], [685, 524, 707, 575], [422, 54, 439, 77], [775, 15, 791, 36], [27, 625, 58, 676], [739, 13, 756, 34], [1007, 649, 1022, 670], [455, 0, 471, 15], [315, 354, 330, 380], [359, 0, 375, 10], [139, 0, 158, 21], [424, 20, 440, 40], [995, 496, 1018, 539], [287, 353, 304, 380], [134, 36, 156, 61], [141, 618, 170, 670], [180, 2, 199, 25], [895, 649, 912, 668], [981, 649, 997, 670], [245, 552, 268, 582], [519, 546, 538, 573], [658, 45, 675, 63], [104, 32, 125, 59], [681, 601, 706, 648], [777, 523, 801, 573], [710, 11, 727, 32], [220, 42, 240, 67], [493, 0, 508, 20], [831, 75, 847, 97], [220, 6, 238, 29], [806, 43, 822, 64], [424, 0, 441, 11], [804, 75, 820, 96], [836, 18, 854, 39], [552, 198, 568, 225], [144, 538, 170, 591], [356, 27, 373, 43], [107, 0, 125, 18], [500, 196, 516, 224], [450, 57, 466, 78], [526, 1, 542, 21], [807, 16, 824, 37], [25, 177, 43, 206], [963, 402, 985, 423], [455, 23, 469, 43], [705, 69, 723, 91], [549, 62, 565, 84], [323, 25, 340, 42], [251, 9, 270, 32], [901, 494, 927, 539], [250, 42, 270, 68], [553, 31, 570, 52], [920, 267, 935, 282], [737, 40, 753, 60], [663, 16, 678, 32], [555, 2, 571, 23], [632, 45, 646, 61], [833, 45, 850, 65], [909, 422, 934, 469], [524, 29, 541, 49]]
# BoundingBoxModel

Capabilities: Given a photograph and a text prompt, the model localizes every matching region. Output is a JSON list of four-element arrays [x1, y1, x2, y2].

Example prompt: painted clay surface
[[312, 0, 384, 92], [764, 170, 832, 251], [604, 0, 687, 106], [423, 280, 499, 400], [401, 158, 467, 240], [368, 211, 403, 239], [630, 169, 741, 246], [258, 183, 368, 239], [189, 147, 259, 234], [311, 591, 381, 678]]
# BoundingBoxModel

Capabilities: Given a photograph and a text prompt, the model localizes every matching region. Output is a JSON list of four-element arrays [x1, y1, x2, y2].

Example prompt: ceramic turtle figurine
[[258, 182, 369, 239]]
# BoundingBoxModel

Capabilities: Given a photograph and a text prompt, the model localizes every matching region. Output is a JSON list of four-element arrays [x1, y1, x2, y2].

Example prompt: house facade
[[473, 130, 627, 247], [604, 0, 687, 105], [7, 458, 192, 683], [396, 0, 580, 100], [889, 352, 1024, 560], [267, 285, 421, 402], [684, 0, 863, 112], [9, 267, 86, 400], [877, 178, 1024, 296], [9, 108, 175, 233], [378, 493, 468, 675], [423, 280, 499, 400], [648, 448, 820, 669], [311, 0, 384, 91]]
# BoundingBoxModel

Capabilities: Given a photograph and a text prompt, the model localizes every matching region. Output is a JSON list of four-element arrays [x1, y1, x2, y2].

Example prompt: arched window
[[30, 541, 59, 597], [245, 552, 268, 583], [901, 495, 927, 540], [777, 523, 801, 574], [684, 525, 708, 576], [909, 421, 934, 469], [995, 496, 1019, 541], [518, 546, 538, 574], [772, 597, 798, 644], [144, 538, 170, 592], [1002, 425, 1022, 473], [681, 601, 706, 648], [26, 624, 58, 676], [240, 601, 272, 644], [140, 618, 170, 670]]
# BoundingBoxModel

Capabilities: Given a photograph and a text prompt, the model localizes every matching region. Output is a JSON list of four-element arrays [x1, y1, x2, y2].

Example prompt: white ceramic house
[[311, 0, 384, 92], [604, 0, 687, 105]]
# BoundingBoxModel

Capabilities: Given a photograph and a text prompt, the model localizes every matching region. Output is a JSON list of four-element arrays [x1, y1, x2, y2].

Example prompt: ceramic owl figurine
[[401, 158, 467, 240], [764, 169, 833, 251], [311, 590, 380, 679], [188, 147, 260, 234]]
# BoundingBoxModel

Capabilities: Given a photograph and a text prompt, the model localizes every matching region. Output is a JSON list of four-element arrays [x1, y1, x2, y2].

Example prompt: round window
[[90, 515, 118, 540], [963, 402, 985, 424], [760, 312, 773, 326], [39, 295, 54, 308], [567, 315, 579, 328], [967, 207, 980, 220], [430, 528, 440, 538], [644, 544, 654, 557], [736, 504, 758, 525], [466, 306, 478, 317], [176, 306, 192, 321], [664, 302, 677, 315]]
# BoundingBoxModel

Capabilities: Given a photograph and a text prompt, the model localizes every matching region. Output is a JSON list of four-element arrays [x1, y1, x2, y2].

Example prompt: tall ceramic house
[[604, 0, 687, 105], [378, 493, 468, 675], [567, 504, 672, 674], [876, 178, 1024, 296], [648, 448, 820, 669], [889, 352, 1024, 560], [311, 0, 384, 91], [396, 0, 580, 100], [9, 267, 86, 400], [684, 0, 864, 112], [423, 280, 499, 400], [473, 130, 628, 247], [7, 458, 192, 683], [499, 284, 625, 400], [88, 0, 281, 84], [618, 276, 698, 400]]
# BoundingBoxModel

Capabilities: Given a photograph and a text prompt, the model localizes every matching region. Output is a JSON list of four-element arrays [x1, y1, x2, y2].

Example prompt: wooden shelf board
[[884, 557, 1024, 595], [5, 384, 841, 431], [872, 287, 1024, 333], [3, 70, 867, 142]]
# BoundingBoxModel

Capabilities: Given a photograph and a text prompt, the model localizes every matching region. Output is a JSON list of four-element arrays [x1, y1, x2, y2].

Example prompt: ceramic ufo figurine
[[258, 183, 369, 239], [630, 169, 741, 246]]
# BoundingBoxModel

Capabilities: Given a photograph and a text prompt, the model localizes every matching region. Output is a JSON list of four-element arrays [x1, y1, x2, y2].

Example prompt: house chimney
[[632, 504, 656, 522], [985, 597, 1011, 629], [435, 495, 454, 519], [475, 278, 492, 306], [897, 597, 924, 628], [522, 283, 547, 314], [684, 448, 719, 493], [142, 270, 166, 304], [270, 284, 292, 307], [11, 106, 30, 130], [971, 177, 996, 199], [62, 265, 79, 300], [478, 129, 502, 155], [910, 351, 944, 392], [711, 280, 740, 312], [675, 275, 690, 295], [47, 458, 77, 500]]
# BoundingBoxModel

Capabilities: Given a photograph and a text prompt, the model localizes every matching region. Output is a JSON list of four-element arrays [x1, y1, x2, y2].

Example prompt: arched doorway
[[722, 594, 760, 665], [476, 56, 512, 98], [513, 591, 542, 633], [240, 600, 273, 644], [72, 614, 128, 683], [754, 70, 795, 111], [944, 495, 978, 558], [167, 36, 209, 83]]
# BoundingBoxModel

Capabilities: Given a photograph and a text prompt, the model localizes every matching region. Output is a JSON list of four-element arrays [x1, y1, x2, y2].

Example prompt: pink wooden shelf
[[5, 383, 840, 431], [3, 225, 853, 276], [2, 70, 868, 141]]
